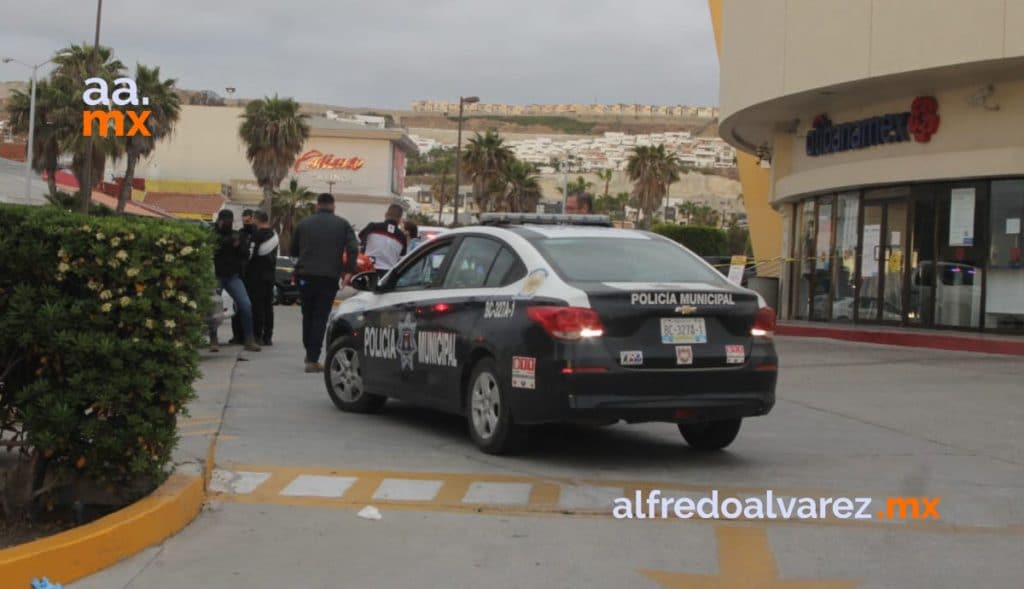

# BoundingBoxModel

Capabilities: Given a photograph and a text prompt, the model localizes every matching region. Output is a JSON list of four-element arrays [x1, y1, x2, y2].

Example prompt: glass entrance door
[[858, 194, 909, 322]]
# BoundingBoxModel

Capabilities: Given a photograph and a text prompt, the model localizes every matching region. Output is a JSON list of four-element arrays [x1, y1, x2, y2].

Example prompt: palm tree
[[626, 144, 682, 228], [556, 176, 594, 196], [271, 177, 316, 251], [596, 168, 614, 199], [115, 64, 180, 214], [239, 96, 310, 213], [595, 191, 629, 221], [5, 79, 73, 199], [431, 153, 454, 224], [502, 159, 543, 213], [52, 44, 126, 211], [463, 130, 513, 213]]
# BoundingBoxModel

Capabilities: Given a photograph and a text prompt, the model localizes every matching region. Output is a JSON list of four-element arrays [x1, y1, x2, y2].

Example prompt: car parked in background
[[274, 256, 299, 305], [418, 226, 450, 243]]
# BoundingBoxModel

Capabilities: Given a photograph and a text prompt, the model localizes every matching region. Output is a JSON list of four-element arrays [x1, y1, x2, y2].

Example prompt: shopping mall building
[[109, 105, 417, 230], [711, 0, 1024, 334]]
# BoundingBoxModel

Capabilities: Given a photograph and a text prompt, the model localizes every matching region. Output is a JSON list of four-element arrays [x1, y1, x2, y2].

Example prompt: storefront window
[[811, 196, 833, 319], [934, 184, 985, 329], [831, 192, 859, 321], [986, 180, 1024, 332], [793, 200, 815, 319]]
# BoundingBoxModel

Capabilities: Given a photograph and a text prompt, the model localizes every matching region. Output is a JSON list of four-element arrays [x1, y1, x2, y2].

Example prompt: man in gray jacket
[[291, 193, 360, 372]]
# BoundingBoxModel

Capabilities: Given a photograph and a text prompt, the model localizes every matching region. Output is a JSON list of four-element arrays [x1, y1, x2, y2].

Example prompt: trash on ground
[[357, 505, 382, 520]]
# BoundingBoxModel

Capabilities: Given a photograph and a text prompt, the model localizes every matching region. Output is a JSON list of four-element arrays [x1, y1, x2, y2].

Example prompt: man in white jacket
[[245, 211, 281, 346]]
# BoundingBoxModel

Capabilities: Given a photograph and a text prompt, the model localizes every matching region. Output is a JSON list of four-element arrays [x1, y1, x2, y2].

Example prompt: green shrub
[[0, 204, 214, 501], [650, 223, 728, 256]]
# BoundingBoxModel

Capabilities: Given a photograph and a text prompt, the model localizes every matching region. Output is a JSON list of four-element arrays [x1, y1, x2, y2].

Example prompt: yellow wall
[[145, 179, 223, 194], [708, 0, 784, 276]]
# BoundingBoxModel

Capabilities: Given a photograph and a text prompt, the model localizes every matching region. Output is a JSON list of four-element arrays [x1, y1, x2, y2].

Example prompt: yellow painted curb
[[0, 473, 204, 587]]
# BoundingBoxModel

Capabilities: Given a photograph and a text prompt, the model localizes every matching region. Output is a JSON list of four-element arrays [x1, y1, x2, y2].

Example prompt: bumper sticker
[[725, 344, 745, 364], [516, 269, 548, 299], [512, 356, 536, 389], [675, 346, 693, 365], [620, 351, 644, 366]]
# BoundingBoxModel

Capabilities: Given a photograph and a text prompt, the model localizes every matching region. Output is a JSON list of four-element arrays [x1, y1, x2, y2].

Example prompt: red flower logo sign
[[908, 96, 940, 142]]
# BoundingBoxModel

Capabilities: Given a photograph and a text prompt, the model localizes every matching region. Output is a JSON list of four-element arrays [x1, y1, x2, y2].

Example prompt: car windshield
[[532, 236, 727, 284]]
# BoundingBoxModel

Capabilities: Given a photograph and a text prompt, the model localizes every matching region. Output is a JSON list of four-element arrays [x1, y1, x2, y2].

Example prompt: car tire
[[324, 338, 387, 413], [678, 418, 742, 451], [465, 357, 527, 455]]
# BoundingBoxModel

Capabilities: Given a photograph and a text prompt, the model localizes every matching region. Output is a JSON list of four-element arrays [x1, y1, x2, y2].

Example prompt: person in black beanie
[[213, 209, 261, 352]]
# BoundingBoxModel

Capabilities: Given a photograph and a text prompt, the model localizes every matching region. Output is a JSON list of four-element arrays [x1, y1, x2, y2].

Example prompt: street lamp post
[[560, 155, 570, 213], [2, 57, 52, 202], [451, 95, 478, 226]]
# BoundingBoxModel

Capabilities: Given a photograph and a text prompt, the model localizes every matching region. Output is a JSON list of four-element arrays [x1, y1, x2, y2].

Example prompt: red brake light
[[752, 307, 776, 338], [432, 303, 451, 313], [528, 306, 604, 341]]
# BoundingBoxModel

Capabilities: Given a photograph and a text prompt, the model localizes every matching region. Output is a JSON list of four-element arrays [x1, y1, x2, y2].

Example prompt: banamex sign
[[806, 96, 940, 157]]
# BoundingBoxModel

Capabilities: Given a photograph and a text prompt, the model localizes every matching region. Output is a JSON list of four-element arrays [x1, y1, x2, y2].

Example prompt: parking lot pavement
[[74, 306, 1024, 588]]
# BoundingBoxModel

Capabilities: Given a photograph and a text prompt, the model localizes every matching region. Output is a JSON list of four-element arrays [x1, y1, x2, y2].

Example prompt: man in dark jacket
[[213, 209, 261, 352], [291, 193, 359, 372], [246, 210, 279, 346]]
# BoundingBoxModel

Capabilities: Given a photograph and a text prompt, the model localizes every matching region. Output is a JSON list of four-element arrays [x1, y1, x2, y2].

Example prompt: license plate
[[660, 318, 707, 344]]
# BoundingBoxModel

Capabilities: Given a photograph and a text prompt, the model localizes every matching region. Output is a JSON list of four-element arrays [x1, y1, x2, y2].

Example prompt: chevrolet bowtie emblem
[[674, 305, 698, 315]]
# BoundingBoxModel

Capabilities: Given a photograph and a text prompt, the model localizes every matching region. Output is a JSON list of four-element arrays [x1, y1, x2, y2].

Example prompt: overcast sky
[[0, 0, 719, 109]]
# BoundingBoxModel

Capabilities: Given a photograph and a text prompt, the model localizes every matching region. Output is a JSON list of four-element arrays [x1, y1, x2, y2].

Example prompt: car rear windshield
[[532, 236, 727, 284]]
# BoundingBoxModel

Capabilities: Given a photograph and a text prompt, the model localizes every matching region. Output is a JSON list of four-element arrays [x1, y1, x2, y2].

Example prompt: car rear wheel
[[324, 338, 386, 413], [466, 358, 527, 455], [678, 418, 742, 451]]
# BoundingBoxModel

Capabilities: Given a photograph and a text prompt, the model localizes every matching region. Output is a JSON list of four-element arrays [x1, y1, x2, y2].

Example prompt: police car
[[323, 214, 777, 454]]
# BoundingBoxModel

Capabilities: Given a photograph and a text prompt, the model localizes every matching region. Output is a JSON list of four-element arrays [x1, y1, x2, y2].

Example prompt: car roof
[[449, 223, 652, 241]]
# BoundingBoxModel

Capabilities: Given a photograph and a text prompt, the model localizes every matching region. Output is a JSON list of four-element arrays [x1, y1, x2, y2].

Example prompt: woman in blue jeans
[[213, 210, 261, 352]]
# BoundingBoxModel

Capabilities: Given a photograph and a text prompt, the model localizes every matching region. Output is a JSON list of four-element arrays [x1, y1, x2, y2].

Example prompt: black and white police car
[[323, 214, 777, 454]]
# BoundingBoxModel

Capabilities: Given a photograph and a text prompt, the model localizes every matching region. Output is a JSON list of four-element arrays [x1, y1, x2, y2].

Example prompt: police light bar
[[479, 213, 613, 227]]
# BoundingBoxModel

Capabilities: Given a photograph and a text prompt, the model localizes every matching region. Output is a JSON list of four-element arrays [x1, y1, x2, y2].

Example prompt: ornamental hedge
[[0, 205, 213, 512], [650, 223, 728, 257]]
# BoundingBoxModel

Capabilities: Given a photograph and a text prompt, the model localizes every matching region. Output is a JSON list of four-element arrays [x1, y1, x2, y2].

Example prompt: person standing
[[359, 203, 407, 278], [247, 210, 280, 346], [213, 210, 261, 352], [291, 193, 359, 373], [230, 209, 258, 344], [403, 220, 421, 253]]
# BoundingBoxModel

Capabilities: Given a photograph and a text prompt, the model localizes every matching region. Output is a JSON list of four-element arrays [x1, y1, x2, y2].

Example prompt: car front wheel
[[466, 358, 527, 455], [324, 338, 387, 413], [678, 418, 742, 451]]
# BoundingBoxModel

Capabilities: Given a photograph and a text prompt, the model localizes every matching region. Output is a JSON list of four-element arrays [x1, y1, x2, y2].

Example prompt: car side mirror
[[350, 271, 379, 292]]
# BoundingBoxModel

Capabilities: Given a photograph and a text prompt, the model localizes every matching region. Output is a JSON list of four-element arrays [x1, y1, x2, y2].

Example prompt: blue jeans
[[218, 275, 254, 343]]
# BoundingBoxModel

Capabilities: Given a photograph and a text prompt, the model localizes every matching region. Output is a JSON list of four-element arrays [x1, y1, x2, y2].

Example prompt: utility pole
[[79, 0, 103, 213], [451, 95, 478, 226]]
